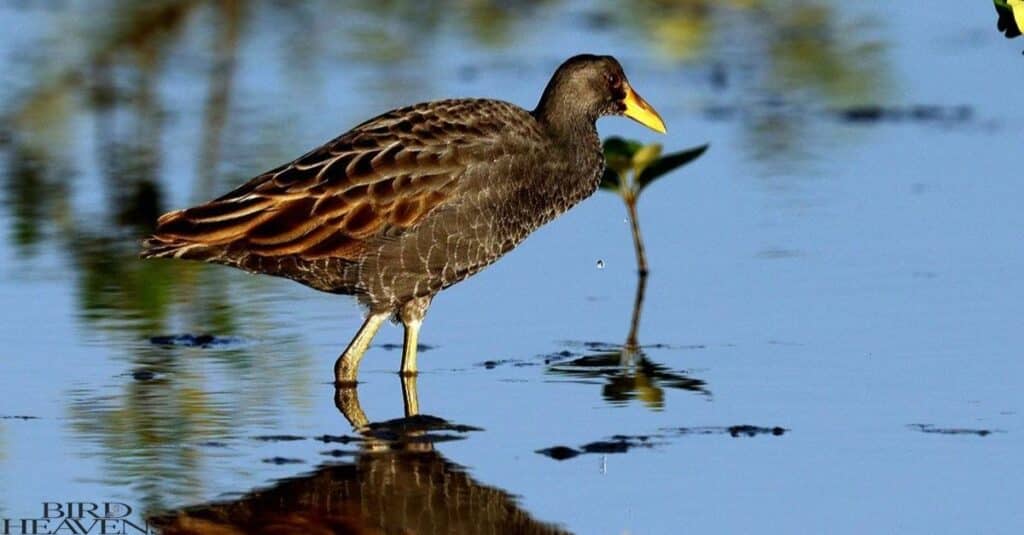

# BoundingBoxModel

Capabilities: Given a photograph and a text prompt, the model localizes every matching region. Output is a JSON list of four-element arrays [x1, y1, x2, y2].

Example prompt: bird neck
[[533, 104, 601, 165], [534, 101, 598, 139]]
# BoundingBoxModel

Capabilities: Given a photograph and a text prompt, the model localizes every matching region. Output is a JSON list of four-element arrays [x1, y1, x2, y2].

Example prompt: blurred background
[[0, 1, 1022, 534]]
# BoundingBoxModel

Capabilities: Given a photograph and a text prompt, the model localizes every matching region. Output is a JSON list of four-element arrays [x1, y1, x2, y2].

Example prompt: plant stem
[[625, 197, 648, 276], [624, 196, 648, 350], [625, 266, 648, 351]]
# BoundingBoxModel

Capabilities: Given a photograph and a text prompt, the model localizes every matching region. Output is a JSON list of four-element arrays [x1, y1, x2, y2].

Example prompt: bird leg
[[334, 311, 389, 385], [399, 296, 431, 376], [334, 383, 369, 429], [400, 374, 420, 417]]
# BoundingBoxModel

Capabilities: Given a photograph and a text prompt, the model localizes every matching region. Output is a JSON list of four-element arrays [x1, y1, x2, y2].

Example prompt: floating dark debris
[[669, 425, 787, 437], [0, 415, 40, 420], [252, 434, 306, 442], [479, 359, 516, 369], [315, 434, 362, 444], [536, 446, 581, 461], [478, 358, 540, 369], [728, 425, 787, 437], [149, 333, 246, 349], [908, 424, 999, 437], [131, 369, 157, 381], [320, 449, 357, 458], [376, 343, 435, 352], [538, 435, 660, 461], [539, 425, 787, 460], [262, 457, 305, 465], [580, 440, 631, 454]]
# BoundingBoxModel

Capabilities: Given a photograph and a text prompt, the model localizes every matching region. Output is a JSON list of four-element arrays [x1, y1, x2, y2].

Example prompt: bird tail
[[139, 235, 219, 261]]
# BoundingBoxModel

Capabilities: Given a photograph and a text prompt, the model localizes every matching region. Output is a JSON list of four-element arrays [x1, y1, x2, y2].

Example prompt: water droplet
[[596, 259, 605, 269]]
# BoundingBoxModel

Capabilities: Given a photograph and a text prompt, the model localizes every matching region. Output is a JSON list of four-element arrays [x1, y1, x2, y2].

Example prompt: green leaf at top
[[636, 143, 710, 193], [602, 137, 641, 192], [603, 137, 643, 158]]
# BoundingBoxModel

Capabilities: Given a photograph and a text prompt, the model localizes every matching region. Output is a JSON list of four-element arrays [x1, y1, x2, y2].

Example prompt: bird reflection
[[151, 378, 567, 535]]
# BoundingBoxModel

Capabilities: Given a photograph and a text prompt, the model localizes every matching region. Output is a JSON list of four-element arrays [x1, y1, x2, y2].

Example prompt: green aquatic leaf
[[603, 137, 640, 185], [603, 136, 643, 158], [636, 143, 710, 193], [632, 143, 663, 178]]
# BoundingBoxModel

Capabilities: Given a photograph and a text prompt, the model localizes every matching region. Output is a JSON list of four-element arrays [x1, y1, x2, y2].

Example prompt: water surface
[[1, 1, 1022, 533]]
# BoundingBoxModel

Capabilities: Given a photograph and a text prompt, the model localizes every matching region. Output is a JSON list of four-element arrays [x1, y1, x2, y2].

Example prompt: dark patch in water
[[320, 449, 358, 458], [580, 440, 631, 454], [315, 434, 362, 444], [908, 424, 998, 437], [131, 369, 157, 381], [539, 426, 786, 461], [252, 435, 306, 442], [536, 446, 580, 461], [262, 457, 305, 465], [0, 415, 40, 420], [669, 425, 787, 437], [834, 105, 973, 124], [478, 358, 541, 369], [149, 333, 246, 349], [728, 425, 787, 437], [538, 435, 659, 461], [198, 441, 229, 448], [546, 350, 575, 363], [376, 343, 435, 352]]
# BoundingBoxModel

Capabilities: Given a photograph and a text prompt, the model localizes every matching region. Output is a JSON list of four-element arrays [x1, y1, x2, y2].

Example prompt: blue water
[[1, 1, 1022, 533]]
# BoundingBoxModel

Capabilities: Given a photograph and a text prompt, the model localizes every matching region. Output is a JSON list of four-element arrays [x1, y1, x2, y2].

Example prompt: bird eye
[[606, 73, 620, 86]]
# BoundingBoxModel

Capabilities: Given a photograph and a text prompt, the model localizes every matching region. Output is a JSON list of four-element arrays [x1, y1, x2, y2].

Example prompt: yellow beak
[[623, 84, 667, 134]]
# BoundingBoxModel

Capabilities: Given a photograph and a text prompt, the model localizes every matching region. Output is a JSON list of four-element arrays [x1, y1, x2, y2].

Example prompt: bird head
[[538, 54, 667, 134]]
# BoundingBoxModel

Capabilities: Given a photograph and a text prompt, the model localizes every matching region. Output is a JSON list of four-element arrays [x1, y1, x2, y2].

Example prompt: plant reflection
[[548, 245, 711, 411], [548, 345, 710, 410], [150, 379, 568, 535]]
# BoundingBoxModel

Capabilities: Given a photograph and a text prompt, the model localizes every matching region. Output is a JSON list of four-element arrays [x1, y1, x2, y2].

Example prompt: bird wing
[[149, 99, 533, 261]]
